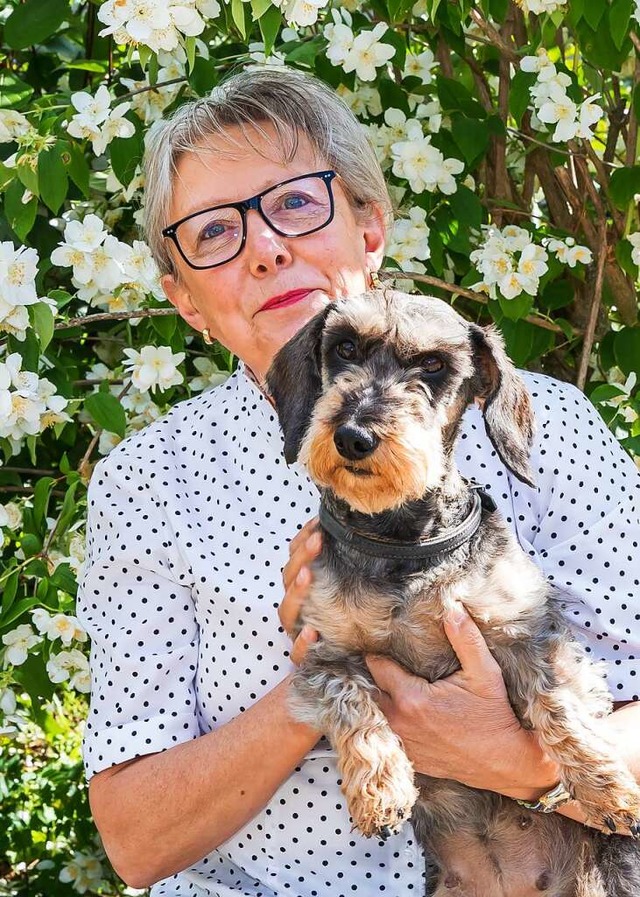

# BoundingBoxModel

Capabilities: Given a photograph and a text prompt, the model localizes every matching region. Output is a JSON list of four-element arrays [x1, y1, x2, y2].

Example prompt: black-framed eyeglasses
[[162, 170, 337, 270]]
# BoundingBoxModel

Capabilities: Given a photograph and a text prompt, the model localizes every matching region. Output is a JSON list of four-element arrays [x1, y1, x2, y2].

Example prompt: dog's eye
[[422, 355, 445, 374], [335, 340, 358, 361]]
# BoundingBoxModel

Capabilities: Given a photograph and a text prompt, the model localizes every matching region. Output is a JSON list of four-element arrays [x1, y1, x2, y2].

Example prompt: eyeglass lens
[[174, 174, 333, 268]]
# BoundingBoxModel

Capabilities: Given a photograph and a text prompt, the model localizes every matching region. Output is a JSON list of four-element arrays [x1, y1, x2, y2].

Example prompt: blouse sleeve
[[523, 375, 640, 700], [77, 451, 200, 780]]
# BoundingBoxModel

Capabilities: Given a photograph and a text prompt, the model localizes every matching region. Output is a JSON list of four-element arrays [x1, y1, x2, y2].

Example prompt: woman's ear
[[162, 273, 208, 332], [363, 202, 387, 275]]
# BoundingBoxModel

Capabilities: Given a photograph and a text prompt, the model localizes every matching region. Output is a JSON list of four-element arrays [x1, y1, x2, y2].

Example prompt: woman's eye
[[335, 340, 358, 361], [281, 193, 310, 211], [200, 221, 232, 242], [422, 355, 445, 374]]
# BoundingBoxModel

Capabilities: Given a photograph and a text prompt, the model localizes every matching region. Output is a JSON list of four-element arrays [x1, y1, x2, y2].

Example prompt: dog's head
[[266, 289, 535, 514]]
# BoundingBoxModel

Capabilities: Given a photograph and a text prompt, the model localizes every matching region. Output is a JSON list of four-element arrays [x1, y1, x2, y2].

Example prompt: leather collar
[[318, 486, 496, 562]]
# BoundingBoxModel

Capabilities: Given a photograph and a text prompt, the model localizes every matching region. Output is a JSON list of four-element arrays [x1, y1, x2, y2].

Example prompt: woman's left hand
[[365, 603, 559, 798]]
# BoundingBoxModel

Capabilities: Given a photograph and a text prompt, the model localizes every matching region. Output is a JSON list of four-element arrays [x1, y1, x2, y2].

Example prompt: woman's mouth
[[258, 289, 314, 312]]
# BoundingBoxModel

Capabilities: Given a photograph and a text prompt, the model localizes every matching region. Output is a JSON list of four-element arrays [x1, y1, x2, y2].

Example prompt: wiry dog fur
[[266, 288, 640, 897]]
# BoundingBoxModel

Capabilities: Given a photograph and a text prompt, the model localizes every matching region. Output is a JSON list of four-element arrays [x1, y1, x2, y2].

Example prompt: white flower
[[537, 95, 578, 142], [59, 852, 105, 894], [0, 687, 17, 715], [0, 354, 70, 455], [387, 206, 431, 265], [391, 123, 463, 195], [403, 48, 436, 84], [545, 236, 592, 266], [2, 624, 42, 667], [0, 109, 31, 144], [283, 0, 328, 26], [341, 23, 396, 82], [32, 609, 87, 646], [0, 501, 22, 530], [498, 271, 531, 300], [336, 84, 382, 119], [634, 0, 640, 25], [520, 48, 553, 74], [575, 96, 603, 139], [323, 11, 354, 67], [122, 345, 186, 392], [515, 0, 567, 13], [628, 232, 640, 266], [0, 242, 41, 340], [46, 648, 91, 692], [66, 86, 135, 156], [471, 225, 549, 300], [190, 357, 230, 391]]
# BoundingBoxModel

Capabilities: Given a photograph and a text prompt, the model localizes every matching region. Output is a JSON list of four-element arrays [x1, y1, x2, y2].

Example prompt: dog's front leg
[[291, 652, 419, 839]]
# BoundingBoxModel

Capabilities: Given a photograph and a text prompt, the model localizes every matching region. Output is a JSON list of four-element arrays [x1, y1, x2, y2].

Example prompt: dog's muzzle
[[333, 424, 379, 461]]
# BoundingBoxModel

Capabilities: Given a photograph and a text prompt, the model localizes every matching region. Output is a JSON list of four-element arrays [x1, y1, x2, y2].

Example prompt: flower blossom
[[98, 0, 220, 53], [515, 0, 567, 12], [0, 354, 70, 456], [470, 225, 549, 301], [2, 624, 42, 667], [59, 852, 106, 894], [0, 501, 22, 530], [0, 109, 31, 144], [122, 345, 186, 393], [627, 232, 640, 267], [0, 242, 43, 341], [520, 53, 603, 144], [66, 85, 135, 157], [386, 206, 431, 270], [190, 357, 230, 392], [275, 0, 328, 26], [32, 609, 88, 646], [46, 649, 91, 693], [323, 12, 395, 81], [403, 48, 436, 84], [391, 120, 463, 194], [544, 237, 593, 267]]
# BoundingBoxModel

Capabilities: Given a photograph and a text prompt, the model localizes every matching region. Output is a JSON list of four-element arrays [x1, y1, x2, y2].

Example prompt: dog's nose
[[334, 425, 379, 461]]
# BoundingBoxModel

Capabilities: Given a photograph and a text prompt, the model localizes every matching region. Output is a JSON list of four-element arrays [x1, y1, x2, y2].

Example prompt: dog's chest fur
[[303, 516, 549, 683]]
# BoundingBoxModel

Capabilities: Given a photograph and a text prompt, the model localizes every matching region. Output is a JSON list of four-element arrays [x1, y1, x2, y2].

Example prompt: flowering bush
[[1, 0, 639, 893]]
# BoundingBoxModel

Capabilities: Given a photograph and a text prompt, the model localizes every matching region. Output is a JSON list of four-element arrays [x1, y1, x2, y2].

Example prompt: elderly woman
[[78, 67, 640, 896]]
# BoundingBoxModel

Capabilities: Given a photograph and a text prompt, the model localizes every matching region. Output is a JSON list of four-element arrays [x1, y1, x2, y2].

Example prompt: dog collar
[[318, 487, 497, 562]]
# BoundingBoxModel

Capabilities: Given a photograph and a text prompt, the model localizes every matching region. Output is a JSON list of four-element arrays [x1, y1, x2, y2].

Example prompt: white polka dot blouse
[[77, 364, 640, 897]]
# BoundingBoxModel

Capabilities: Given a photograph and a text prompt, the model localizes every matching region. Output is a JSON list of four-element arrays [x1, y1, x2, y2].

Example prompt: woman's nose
[[245, 209, 293, 276]]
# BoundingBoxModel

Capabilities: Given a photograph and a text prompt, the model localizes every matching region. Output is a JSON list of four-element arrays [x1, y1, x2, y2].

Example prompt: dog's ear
[[266, 305, 332, 464], [469, 324, 536, 487]]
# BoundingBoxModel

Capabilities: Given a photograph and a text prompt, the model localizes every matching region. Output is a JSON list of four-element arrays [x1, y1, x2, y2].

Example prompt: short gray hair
[[142, 66, 393, 276]]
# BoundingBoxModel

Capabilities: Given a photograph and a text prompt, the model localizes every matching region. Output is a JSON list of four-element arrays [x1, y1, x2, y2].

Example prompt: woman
[[78, 67, 640, 896]]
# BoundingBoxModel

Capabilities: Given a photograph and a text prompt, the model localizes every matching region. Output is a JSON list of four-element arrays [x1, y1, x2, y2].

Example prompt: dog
[[266, 288, 640, 897]]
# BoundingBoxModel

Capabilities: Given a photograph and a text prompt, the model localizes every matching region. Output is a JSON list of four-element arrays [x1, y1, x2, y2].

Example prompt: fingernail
[[446, 601, 467, 625]]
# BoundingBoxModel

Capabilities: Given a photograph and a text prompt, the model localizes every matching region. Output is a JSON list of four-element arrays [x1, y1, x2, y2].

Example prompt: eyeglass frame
[[161, 169, 338, 271]]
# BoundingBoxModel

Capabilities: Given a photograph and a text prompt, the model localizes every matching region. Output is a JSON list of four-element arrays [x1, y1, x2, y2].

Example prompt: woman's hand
[[280, 518, 322, 665], [365, 603, 560, 799]]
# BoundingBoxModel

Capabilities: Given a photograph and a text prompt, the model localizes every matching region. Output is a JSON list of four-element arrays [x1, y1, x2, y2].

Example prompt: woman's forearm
[[89, 675, 319, 889]]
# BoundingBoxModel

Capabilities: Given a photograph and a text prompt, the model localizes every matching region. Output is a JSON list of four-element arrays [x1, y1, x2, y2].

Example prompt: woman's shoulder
[[91, 370, 244, 478]]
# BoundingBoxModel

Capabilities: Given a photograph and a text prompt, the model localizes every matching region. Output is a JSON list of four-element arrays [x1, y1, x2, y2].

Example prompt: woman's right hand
[[280, 517, 322, 665]]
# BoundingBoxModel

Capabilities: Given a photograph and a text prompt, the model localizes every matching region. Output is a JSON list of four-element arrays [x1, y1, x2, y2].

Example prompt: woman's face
[[161, 125, 386, 383]]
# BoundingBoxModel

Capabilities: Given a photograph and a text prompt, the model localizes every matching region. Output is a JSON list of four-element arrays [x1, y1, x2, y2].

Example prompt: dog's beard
[[299, 399, 446, 514]]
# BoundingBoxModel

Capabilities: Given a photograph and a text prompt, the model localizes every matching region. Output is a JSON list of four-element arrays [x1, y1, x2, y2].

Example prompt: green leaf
[[151, 312, 178, 341], [0, 71, 34, 109], [387, 0, 416, 19], [259, 5, 281, 56], [251, 0, 272, 16], [436, 76, 486, 118], [64, 141, 90, 197], [615, 235, 637, 279], [29, 302, 55, 353], [610, 0, 633, 49], [20, 533, 43, 558], [451, 114, 489, 166], [1, 571, 19, 619], [54, 481, 81, 543], [12, 653, 55, 703], [613, 327, 640, 375], [609, 167, 640, 210], [189, 56, 218, 96], [488, 0, 508, 22], [379, 29, 404, 70], [4, 0, 69, 50], [582, 0, 606, 30], [33, 477, 55, 534], [231, 0, 248, 39], [38, 145, 68, 214], [378, 77, 411, 115], [85, 392, 127, 438], [109, 119, 144, 188], [4, 178, 38, 241], [509, 70, 536, 128], [49, 563, 77, 598], [498, 318, 555, 366], [539, 279, 574, 310], [588, 383, 627, 403], [184, 36, 197, 72], [498, 293, 534, 321], [448, 184, 483, 231]]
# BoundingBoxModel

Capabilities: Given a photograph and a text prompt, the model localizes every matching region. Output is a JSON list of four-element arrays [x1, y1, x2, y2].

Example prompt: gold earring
[[370, 269, 381, 289], [202, 328, 213, 345]]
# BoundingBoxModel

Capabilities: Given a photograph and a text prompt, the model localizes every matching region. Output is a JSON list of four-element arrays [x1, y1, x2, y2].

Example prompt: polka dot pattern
[[77, 365, 640, 896]]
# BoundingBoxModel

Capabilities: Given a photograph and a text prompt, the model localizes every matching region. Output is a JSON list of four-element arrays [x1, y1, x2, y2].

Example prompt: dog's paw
[[573, 779, 640, 837], [339, 727, 418, 839]]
